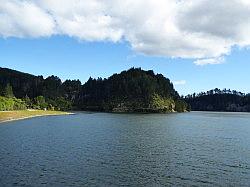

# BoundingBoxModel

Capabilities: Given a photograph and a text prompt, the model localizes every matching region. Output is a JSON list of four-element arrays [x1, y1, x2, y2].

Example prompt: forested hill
[[79, 68, 188, 112], [185, 88, 250, 112], [0, 67, 188, 112]]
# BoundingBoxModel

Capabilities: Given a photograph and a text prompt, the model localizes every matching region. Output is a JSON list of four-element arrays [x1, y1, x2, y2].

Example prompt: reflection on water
[[0, 112, 250, 186]]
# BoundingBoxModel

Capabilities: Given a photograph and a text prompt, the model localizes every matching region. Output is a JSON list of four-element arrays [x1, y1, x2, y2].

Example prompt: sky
[[0, 0, 250, 95]]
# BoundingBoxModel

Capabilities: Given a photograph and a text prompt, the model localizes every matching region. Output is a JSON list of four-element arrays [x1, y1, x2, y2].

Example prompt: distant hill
[[185, 88, 250, 112], [0, 67, 188, 113]]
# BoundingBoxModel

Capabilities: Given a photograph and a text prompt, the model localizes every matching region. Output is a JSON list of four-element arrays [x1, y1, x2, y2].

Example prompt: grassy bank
[[0, 110, 72, 123]]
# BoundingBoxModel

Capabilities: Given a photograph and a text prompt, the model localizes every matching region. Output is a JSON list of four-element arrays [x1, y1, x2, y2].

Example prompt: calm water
[[0, 112, 250, 186]]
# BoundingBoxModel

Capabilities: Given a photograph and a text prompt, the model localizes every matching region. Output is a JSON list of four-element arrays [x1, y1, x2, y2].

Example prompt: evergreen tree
[[23, 95, 31, 108], [4, 83, 14, 98], [34, 96, 47, 109]]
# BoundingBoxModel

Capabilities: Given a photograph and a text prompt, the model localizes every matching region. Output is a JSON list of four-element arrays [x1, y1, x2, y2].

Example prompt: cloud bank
[[1, 0, 250, 64]]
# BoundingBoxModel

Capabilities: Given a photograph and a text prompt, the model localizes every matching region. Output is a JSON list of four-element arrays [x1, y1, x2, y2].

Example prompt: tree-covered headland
[[185, 88, 250, 112], [0, 67, 188, 112], [79, 68, 188, 112]]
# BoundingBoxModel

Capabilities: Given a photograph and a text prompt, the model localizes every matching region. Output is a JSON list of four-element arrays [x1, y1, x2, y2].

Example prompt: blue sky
[[1, 36, 250, 95], [1, 0, 250, 95]]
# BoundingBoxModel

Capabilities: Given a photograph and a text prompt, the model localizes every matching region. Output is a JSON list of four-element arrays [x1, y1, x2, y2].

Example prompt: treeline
[[0, 83, 72, 111], [185, 88, 250, 112], [0, 83, 26, 110], [0, 67, 188, 112]]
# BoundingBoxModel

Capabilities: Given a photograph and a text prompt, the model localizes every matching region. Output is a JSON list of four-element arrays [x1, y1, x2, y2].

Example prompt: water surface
[[0, 112, 250, 186]]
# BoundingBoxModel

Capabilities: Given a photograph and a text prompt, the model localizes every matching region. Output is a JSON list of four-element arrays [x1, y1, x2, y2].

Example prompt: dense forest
[[2, 67, 250, 113], [185, 88, 250, 112], [0, 67, 188, 112]]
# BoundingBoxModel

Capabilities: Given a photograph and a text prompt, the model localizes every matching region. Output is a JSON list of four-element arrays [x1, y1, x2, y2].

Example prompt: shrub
[[0, 96, 27, 111]]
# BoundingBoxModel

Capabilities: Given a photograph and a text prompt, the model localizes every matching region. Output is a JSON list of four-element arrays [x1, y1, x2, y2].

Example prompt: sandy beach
[[0, 110, 73, 123]]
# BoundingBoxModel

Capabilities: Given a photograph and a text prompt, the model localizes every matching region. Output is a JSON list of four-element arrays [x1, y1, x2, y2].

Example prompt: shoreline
[[0, 110, 74, 124], [191, 111, 250, 114]]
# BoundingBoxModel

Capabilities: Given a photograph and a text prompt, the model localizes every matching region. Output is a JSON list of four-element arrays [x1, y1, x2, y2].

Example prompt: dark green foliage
[[23, 95, 32, 108], [175, 99, 189, 112], [3, 66, 249, 113], [3, 83, 14, 98], [61, 79, 81, 104], [33, 96, 48, 110], [185, 88, 250, 112], [47, 97, 72, 111], [0, 67, 73, 111], [42, 76, 62, 99], [54, 97, 72, 111], [0, 67, 187, 112], [0, 68, 43, 98], [79, 68, 187, 112]]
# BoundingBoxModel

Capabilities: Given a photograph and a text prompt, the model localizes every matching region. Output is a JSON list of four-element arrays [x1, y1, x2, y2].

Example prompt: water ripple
[[0, 112, 250, 186]]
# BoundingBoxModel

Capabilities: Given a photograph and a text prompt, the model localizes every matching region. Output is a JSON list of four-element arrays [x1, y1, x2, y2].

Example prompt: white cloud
[[194, 57, 225, 66], [0, 0, 250, 64], [36, 0, 123, 42], [0, 0, 55, 37], [173, 80, 186, 86]]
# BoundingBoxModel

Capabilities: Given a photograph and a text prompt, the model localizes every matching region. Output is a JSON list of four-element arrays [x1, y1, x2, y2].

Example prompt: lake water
[[0, 112, 250, 186]]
